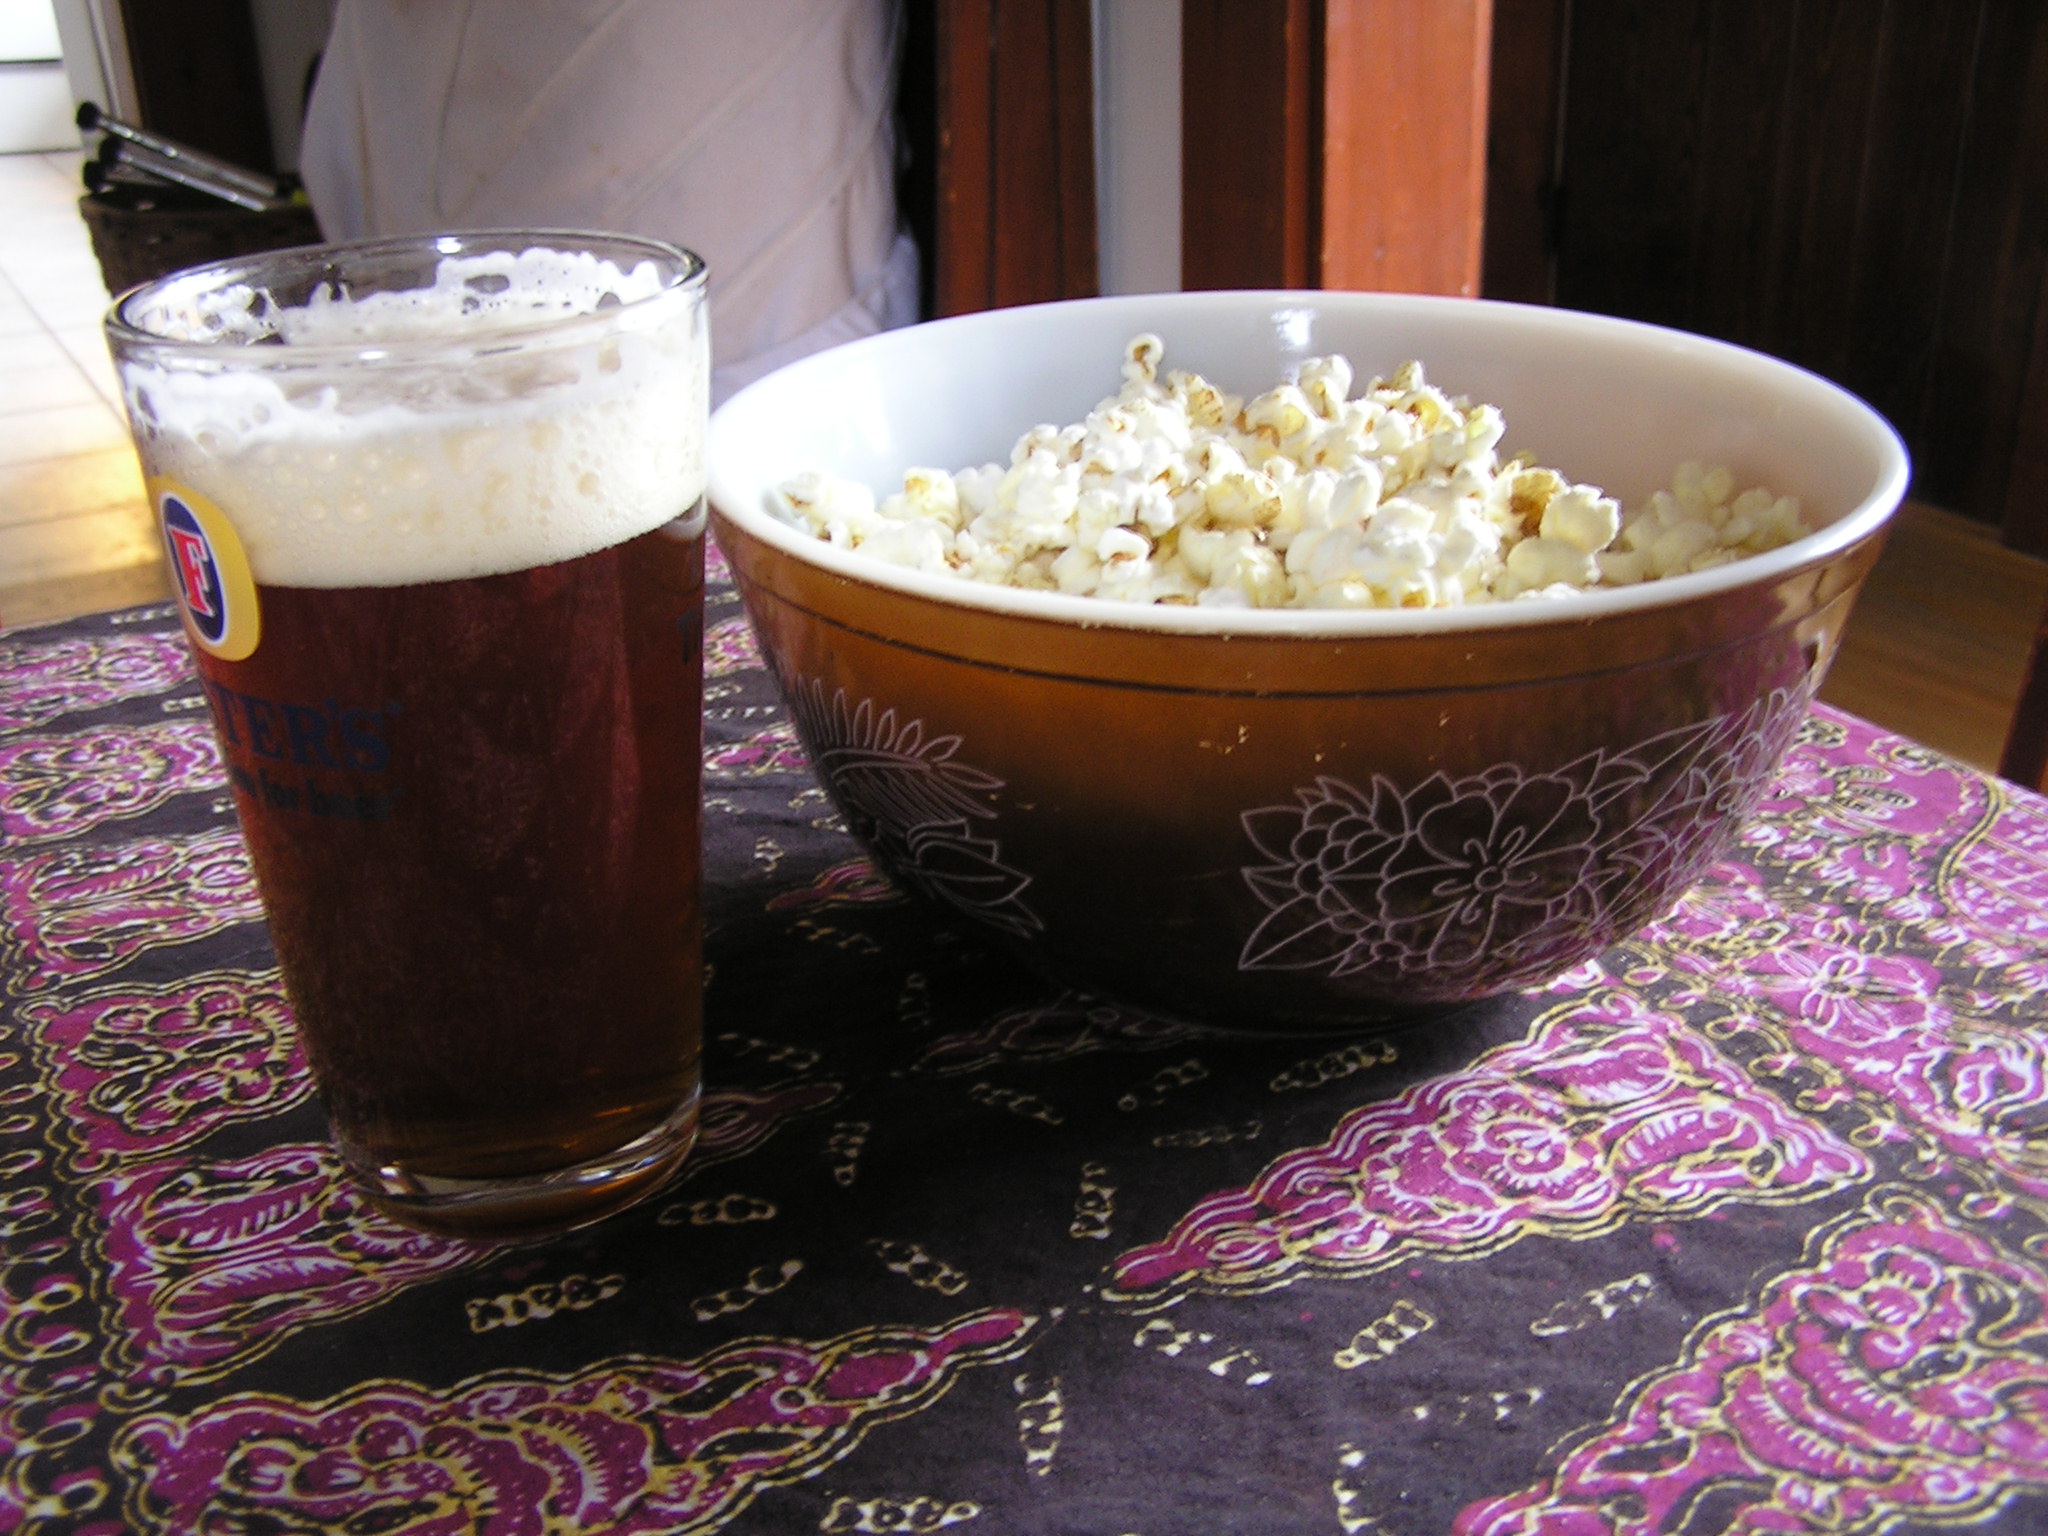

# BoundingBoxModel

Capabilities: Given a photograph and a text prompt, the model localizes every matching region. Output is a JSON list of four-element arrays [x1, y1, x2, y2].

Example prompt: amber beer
[[109, 233, 709, 1236], [190, 522, 702, 1189]]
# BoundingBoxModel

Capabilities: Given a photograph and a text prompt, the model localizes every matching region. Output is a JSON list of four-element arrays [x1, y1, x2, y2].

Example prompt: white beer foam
[[118, 251, 707, 589]]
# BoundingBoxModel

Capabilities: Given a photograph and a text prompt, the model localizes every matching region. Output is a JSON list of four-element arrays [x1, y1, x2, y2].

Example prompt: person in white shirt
[[299, 0, 919, 402]]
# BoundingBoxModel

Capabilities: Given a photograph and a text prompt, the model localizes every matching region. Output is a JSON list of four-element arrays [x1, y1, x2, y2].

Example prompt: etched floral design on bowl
[[782, 670, 1812, 1018], [788, 680, 1042, 940], [1239, 688, 1808, 1000]]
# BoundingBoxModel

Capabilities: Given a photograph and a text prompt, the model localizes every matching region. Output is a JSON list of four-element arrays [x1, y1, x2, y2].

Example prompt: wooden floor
[[0, 150, 165, 630], [1818, 499, 2048, 774], [1, 152, 2043, 776]]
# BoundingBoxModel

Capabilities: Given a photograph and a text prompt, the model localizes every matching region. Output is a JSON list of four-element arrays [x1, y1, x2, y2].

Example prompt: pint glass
[[106, 232, 708, 1237]]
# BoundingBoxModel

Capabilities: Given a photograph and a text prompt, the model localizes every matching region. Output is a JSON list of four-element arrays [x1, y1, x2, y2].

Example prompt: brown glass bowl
[[707, 293, 1907, 1031]]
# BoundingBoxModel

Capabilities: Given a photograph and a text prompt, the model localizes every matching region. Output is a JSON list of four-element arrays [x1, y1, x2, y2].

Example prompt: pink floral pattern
[[704, 611, 764, 677], [16, 970, 307, 1172], [0, 831, 264, 999], [0, 829, 262, 995], [1664, 934, 2048, 1212], [92, 1143, 482, 1386], [0, 629, 191, 733], [763, 857, 902, 911], [1108, 990, 1867, 1299], [0, 721, 222, 842], [8, 584, 2048, 1536], [112, 1309, 1041, 1536], [704, 717, 809, 776], [1456, 1189, 2048, 1535]]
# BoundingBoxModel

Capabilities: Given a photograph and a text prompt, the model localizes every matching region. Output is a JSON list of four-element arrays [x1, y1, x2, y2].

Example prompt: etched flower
[[1240, 776, 1416, 975], [1239, 689, 1808, 996], [790, 682, 1042, 937], [1240, 765, 1605, 990], [1606, 704, 1768, 894], [1376, 767, 1602, 966]]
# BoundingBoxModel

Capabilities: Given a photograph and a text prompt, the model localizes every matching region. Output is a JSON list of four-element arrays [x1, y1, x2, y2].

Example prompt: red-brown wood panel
[[1952, 7, 2048, 548], [1181, 0, 1322, 291], [1553, 0, 1713, 328], [1683, 2, 1799, 347], [1182, 1, 1491, 298], [1999, 597, 2048, 788], [1482, 0, 1569, 305], [1048, 0, 1099, 297], [1321, 0, 1491, 296], [933, 0, 1097, 317], [988, 0, 1065, 305], [935, 0, 997, 317], [1836, 6, 1985, 443], [2003, 249, 2048, 554], [1754, 0, 1885, 376]]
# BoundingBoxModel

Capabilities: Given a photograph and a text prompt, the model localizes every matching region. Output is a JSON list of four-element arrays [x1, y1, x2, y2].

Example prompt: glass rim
[[105, 228, 708, 365]]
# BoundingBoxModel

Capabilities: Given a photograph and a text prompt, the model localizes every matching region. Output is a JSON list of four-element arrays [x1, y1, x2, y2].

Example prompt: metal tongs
[[77, 102, 305, 213]]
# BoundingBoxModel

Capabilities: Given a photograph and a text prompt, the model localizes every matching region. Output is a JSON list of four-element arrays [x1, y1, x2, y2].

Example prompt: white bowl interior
[[708, 292, 1910, 635]]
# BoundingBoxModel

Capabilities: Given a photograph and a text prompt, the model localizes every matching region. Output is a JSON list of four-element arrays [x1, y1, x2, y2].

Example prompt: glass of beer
[[106, 232, 708, 1238]]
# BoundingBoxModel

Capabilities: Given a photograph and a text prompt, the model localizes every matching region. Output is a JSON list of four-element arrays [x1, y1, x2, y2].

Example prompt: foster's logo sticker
[[155, 481, 261, 660]]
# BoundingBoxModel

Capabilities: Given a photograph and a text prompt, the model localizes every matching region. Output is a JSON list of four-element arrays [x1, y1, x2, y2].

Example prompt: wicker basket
[[80, 186, 323, 298]]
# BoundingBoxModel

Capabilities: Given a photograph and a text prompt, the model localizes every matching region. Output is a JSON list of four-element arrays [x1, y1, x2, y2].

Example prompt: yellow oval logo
[[154, 480, 261, 661]]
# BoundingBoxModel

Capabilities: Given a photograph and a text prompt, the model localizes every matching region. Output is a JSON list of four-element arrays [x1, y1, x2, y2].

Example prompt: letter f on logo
[[167, 522, 218, 618], [155, 484, 258, 659]]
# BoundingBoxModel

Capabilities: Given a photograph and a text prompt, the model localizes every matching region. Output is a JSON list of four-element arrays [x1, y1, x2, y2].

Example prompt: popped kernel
[[772, 338, 1810, 609]]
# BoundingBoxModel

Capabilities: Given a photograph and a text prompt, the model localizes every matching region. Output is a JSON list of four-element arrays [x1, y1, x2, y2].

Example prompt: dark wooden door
[[916, 0, 1099, 319], [1486, 0, 2048, 555]]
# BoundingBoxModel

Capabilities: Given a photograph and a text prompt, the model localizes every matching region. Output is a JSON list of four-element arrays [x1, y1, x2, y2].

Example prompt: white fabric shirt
[[300, 0, 918, 401]]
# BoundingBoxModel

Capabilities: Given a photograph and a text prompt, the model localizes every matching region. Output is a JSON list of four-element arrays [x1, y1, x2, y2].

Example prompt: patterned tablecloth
[[4, 550, 2048, 1536]]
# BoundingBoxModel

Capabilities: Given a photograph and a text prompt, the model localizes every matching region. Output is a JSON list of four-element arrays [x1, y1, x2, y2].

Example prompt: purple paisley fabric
[[2, 595, 2046, 1536]]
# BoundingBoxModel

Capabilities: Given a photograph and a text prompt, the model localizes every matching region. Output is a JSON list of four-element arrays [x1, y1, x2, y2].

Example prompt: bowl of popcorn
[[707, 291, 1908, 1032]]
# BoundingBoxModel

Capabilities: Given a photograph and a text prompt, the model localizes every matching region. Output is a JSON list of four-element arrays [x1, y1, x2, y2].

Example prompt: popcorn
[[772, 338, 1811, 610]]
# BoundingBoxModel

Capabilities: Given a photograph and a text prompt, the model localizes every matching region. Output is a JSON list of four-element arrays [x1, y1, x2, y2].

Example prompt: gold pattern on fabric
[[1107, 991, 1867, 1301], [819, 1494, 983, 1532], [691, 1259, 805, 1321], [1012, 1371, 1064, 1477], [465, 1273, 625, 1332], [15, 970, 305, 1172], [112, 1308, 1045, 1536], [1333, 1299, 1435, 1368], [1455, 1187, 2048, 1535], [87, 1142, 483, 1387]]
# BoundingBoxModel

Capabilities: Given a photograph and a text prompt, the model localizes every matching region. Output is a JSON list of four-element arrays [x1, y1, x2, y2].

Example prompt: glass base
[[339, 1090, 700, 1240]]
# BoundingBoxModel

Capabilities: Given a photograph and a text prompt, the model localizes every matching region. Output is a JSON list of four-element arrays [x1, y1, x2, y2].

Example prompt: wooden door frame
[[1481, 0, 1570, 306], [1180, 0, 1323, 290], [929, 0, 1099, 318], [1180, 0, 1494, 296], [924, 1, 1496, 312]]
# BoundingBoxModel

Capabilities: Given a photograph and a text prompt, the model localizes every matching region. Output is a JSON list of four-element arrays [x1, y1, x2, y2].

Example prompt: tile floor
[[0, 148, 167, 629]]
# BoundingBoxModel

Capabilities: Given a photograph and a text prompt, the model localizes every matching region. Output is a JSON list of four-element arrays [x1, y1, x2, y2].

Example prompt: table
[[4, 552, 2048, 1536]]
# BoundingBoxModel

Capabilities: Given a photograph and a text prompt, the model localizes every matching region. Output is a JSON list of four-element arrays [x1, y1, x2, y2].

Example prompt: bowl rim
[[707, 290, 1911, 638]]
